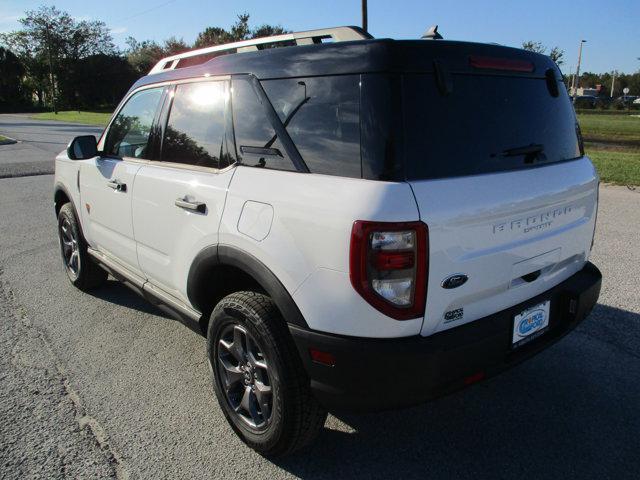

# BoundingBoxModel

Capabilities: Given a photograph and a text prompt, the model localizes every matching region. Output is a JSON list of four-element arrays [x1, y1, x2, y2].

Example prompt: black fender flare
[[54, 182, 74, 215], [54, 182, 91, 246], [186, 244, 309, 329]]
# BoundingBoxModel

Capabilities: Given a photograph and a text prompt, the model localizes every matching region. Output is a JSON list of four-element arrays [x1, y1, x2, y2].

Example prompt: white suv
[[54, 27, 602, 456]]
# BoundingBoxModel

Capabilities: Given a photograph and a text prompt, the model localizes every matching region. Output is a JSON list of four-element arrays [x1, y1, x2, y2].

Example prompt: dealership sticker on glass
[[512, 300, 550, 348]]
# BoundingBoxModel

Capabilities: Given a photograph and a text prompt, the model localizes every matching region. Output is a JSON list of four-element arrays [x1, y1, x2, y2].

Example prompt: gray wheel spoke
[[219, 338, 234, 354], [239, 386, 252, 413], [254, 381, 272, 418], [62, 241, 72, 255], [220, 359, 243, 390], [61, 223, 72, 241], [69, 251, 79, 270], [233, 326, 247, 361], [248, 391, 261, 425], [252, 355, 267, 371]]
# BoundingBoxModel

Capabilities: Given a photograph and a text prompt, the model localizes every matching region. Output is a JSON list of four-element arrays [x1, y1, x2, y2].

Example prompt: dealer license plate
[[512, 300, 550, 348]]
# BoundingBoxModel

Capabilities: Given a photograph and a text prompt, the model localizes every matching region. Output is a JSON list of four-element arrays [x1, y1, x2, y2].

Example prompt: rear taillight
[[349, 221, 428, 320]]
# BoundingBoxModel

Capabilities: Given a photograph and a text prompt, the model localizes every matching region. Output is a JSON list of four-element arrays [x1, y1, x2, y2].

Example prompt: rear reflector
[[371, 251, 415, 271], [463, 371, 485, 385], [469, 55, 534, 73], [309, 349, 336, 367]]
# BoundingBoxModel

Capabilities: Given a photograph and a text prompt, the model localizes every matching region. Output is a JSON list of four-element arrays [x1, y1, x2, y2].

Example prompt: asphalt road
[[0, 114, 103, 178], [0, 119, 639, 479]]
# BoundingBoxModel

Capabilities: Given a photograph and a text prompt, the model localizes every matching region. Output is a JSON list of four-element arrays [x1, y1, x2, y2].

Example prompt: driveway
[[0, 114, 103, 178]]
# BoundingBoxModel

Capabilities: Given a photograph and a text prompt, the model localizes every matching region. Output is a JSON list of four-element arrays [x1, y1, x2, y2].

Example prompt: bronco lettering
[[493, 206, 573, 234]]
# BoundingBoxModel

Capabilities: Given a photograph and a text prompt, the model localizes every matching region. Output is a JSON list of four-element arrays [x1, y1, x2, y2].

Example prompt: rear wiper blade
[[501, 144, 544, 157]]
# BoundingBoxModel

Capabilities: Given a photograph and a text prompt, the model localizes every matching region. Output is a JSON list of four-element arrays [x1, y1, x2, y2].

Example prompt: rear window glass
[[262, 75, 361, 178], [403, 74, 581, 180]]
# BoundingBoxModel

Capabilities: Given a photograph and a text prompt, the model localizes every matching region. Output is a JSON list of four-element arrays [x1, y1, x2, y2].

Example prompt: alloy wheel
[[59, 217, 79, 278], [216, 324, 273, 429]]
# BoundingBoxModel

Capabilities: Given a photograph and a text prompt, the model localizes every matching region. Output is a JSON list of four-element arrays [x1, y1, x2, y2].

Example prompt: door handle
[[175, 197, 206, 214], [107, 180, 127, 192]]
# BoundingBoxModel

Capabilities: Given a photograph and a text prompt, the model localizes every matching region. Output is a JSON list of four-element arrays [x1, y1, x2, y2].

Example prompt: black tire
[[207, 291, 327, 456], [57, 203, 108, 291]]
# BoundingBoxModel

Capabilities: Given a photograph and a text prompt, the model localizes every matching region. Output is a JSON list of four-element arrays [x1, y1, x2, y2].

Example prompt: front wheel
[[57, 203, 107, 291], [207, 291, 327, 456]]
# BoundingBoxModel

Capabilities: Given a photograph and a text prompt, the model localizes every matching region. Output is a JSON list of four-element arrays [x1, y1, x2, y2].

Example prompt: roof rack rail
[[148, 26, 372, 74]]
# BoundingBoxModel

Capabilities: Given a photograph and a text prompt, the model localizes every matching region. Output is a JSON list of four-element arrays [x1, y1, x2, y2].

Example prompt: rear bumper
[[289, 262, 601, 412]]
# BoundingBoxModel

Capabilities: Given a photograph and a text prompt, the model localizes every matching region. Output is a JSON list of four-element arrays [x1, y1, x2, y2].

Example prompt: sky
[[1, 0, 638, 74]]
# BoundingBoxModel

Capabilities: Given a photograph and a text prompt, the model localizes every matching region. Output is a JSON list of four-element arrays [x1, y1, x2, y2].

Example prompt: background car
[[574, 95, 598, 108]]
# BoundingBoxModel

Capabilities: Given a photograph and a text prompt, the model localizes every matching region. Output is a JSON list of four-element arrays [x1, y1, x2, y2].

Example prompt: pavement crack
[[0, 266, 129, 480], [62, 378, 130, 480]]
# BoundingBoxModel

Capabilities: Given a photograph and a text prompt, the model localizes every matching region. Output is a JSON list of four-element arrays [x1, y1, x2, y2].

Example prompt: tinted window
[[104, 87, 164, 158], [231, 78, 296, 172], [263, 76, 361, 178], [403, 74, 581, 180], [161, 81, 232, 168], [360, 74, 404, 181]]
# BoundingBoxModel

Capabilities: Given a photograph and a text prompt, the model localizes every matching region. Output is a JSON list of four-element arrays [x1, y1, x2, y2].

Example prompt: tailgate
[[411, 158, 598, 336]]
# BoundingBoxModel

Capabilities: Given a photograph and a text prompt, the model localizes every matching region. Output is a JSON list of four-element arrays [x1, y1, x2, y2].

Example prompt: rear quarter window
[[262, 75, 361, 178], [231, 77, 297, 172]]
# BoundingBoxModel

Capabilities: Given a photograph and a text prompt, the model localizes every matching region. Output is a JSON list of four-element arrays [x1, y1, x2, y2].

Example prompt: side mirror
[[67, 135, 98, 160]]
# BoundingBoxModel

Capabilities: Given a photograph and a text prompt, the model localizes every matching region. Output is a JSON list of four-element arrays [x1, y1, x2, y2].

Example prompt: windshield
[[403, 73, 581, 180]]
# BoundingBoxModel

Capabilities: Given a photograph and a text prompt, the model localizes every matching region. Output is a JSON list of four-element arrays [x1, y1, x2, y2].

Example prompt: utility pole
[[572, 39, 586, 99], [567, 65, 574, 93], [611, 71, 616, 98], [45, 27, 58, 114], [362, 0, 368, 32]]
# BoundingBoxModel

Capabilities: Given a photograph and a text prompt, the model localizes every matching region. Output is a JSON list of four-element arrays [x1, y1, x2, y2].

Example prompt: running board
[[87, 248, 203, 330]]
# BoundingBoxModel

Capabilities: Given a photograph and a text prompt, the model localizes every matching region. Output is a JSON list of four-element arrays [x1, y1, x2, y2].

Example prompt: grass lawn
[[588, 147, 640, 185], [31, 111, 112, 126], [0, 135, 8, 142], [577, 113, 640, 145]]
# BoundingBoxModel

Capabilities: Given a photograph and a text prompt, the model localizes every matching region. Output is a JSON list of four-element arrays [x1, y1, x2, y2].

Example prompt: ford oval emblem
[[441, 274, 468, 289]]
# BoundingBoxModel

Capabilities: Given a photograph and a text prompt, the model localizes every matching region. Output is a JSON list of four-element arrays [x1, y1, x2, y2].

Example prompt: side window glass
[[231, 78, 296, 172], [262, 75, 361, 178], [103, 87, 164, 159], [161, 81, 233, 169]]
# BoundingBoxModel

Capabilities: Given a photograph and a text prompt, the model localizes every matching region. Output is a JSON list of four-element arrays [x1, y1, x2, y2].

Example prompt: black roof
[[131, 38, 559, 92]]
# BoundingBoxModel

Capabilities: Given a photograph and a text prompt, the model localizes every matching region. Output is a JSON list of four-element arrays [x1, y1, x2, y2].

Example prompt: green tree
[[0, 47, 28, 109], [163, 37, 190, 56], [521, 40, 564, 66], [194, 13, 288, 48], [548, 46, 564, 66], [0, 5, 114, 111], [521, 41, 545, 54], [251, 24, 289, 39], [194, 27, 232, 48], [125, 37, 164, 76]]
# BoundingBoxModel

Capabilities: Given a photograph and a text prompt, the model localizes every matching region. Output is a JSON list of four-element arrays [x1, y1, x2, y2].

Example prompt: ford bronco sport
[[54, 26, 602, 456]]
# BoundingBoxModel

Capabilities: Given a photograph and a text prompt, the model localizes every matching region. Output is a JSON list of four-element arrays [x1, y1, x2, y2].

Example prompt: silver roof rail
[[148, 26, 371, 74]]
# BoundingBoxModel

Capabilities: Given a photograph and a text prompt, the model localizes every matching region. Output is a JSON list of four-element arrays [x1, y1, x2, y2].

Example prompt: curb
[[0, 135, 18, 145]]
